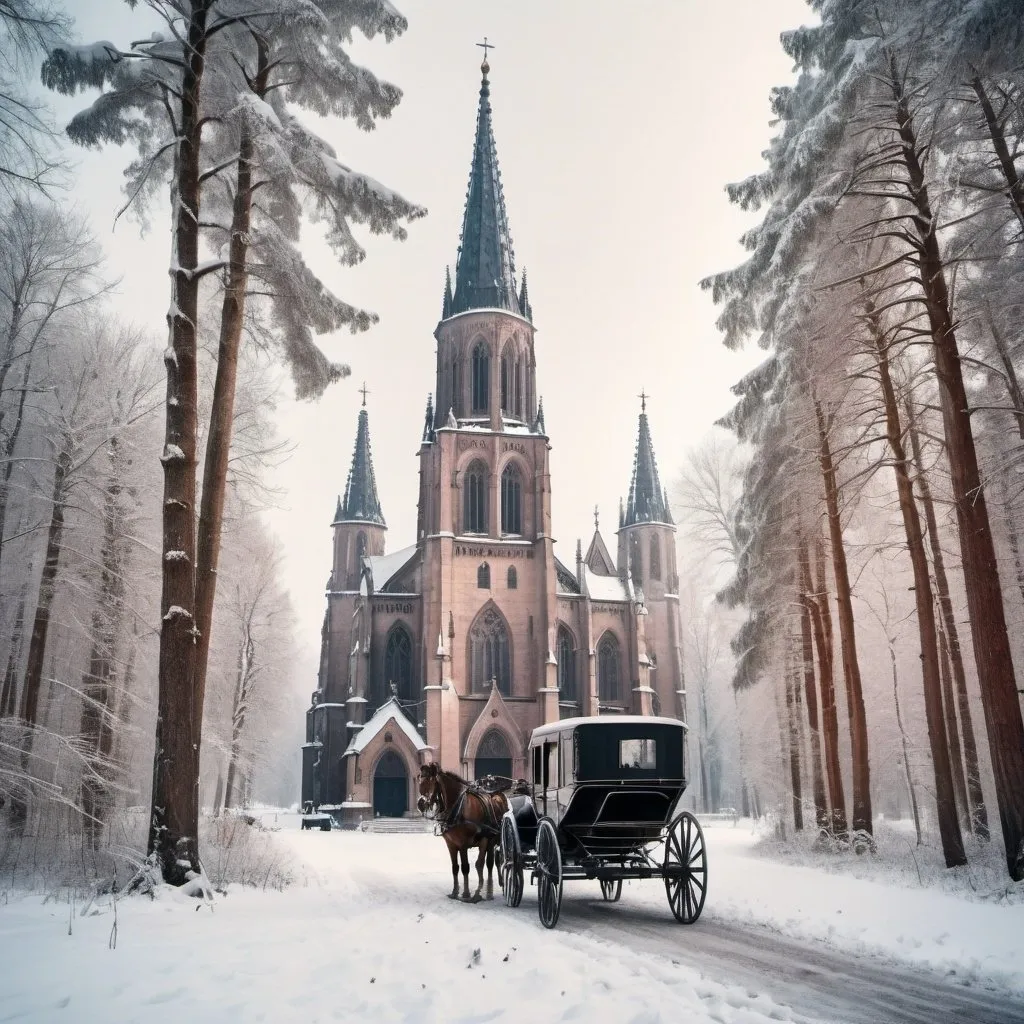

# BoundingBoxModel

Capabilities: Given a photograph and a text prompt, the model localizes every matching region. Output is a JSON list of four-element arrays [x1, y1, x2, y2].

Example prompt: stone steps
[[359, 816, 433, 834]]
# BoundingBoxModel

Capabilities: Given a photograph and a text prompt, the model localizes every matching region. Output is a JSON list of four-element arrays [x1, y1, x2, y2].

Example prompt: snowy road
[[3, 818, 1023, 1023]]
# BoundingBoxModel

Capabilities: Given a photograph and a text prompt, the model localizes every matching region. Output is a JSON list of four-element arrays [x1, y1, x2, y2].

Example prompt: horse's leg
[[471, 841, 486, 902], [445, 837, 460, 900], [485, 842, 495, 900], [460, 844, 471, 900]]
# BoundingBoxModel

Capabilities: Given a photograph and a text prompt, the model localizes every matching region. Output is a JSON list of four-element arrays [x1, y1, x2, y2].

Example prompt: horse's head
[[417, 762, 441, 816]]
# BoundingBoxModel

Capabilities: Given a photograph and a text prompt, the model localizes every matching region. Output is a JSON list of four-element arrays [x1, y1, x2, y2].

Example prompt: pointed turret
[[624, 395, 671, 526], [533, 397, 546, 435], [518, 268, 532, 321], [421, 394, 435, 444], [442, 267, 453, 319], [337, 398, 385, 526], [449, 59, 522, 318]]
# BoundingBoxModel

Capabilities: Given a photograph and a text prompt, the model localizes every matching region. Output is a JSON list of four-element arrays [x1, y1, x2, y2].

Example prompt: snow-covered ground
[[1, 816, 1021, 1023]]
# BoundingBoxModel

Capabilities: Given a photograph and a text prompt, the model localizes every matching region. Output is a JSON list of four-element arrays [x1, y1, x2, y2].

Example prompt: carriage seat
[[509, 793, 538, 829]]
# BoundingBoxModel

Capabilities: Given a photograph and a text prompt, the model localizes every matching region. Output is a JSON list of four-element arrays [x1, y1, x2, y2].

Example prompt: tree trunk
[[803, 541, 848, 839], [786, 661, 804, 831], [0, 589, 27, 717], [906, 405, 990, 840], [797, 539, 829, 832], [194, 42, 267, 747], [149, 0, 214, 884], [986, 315, 1024, 441], [8, 434, 72, 831], [972, 76, 1024, 235], [80, 437, 129, 849], [894, 72, 1024, 878], [865, 301, 965, 865], [0, 354, 36, 567], [813, 398, 872, 842], [937, 612, 970, 830]]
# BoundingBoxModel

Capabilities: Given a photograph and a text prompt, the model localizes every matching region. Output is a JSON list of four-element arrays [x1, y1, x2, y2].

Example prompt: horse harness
[[426, 774, 502, 839]]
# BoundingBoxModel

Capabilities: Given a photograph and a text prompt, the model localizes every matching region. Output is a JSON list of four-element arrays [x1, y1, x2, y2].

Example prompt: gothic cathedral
[[301, 59, 685, 823]]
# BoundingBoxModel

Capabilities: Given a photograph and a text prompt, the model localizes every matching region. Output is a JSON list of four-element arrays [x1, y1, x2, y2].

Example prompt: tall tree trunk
[[149, 0, 214, 884], [223, 622, 255, 812], [786, 660, 804, 831], [986, 314, 1024, 441], [972, 76, 1024, 235], [797, 539, 829, 831], [80, 437, 129, 849], [865, 302, 965, 866], [9, 434, 72, 831], [894, 70, 1024, 878], [906, 405, 990, 840], [813, 398, 872, 841], [0, 588, 27, 717], [194, 40, 267, 749], [937, 612, 970, 830], [803, 540, 848, 839], [0, 354, 37, 567]]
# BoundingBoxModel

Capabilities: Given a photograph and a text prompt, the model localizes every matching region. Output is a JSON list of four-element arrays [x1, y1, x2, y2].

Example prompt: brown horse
[[417, 763, 509, 902]]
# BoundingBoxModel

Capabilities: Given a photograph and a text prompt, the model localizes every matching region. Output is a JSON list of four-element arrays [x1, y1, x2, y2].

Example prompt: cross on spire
[[638, 389, 649, 413], [476, 36, 495, 62], [359, 381, 370, 407]]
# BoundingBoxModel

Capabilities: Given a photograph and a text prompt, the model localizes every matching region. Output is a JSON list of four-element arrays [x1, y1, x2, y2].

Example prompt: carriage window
[[560, 734, 574, 784], [620, 738, 657, 770], [533, 745, 542, 787], [545, 741, 559, 789]]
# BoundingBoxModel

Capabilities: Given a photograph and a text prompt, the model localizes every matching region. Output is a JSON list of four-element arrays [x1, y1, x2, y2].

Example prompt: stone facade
[[301, 61, 685, 825]]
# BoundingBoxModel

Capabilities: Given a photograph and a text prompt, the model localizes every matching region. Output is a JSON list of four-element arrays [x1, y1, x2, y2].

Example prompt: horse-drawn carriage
[[497, 716, 706, 929]]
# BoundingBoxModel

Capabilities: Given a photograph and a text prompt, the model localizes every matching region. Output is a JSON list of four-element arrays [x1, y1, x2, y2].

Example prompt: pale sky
[[59, 0, 809, 691]]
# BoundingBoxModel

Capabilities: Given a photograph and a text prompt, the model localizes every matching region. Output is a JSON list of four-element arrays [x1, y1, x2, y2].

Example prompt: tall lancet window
[[501, 463, 522, 535], [629, 532, 642, 584], [514, 357, 523, 418], [649, 535, 662, 581], [597, 633, 621, 703], [464, 460, 488, 534], [557, 626, 576, 703], [450, 357, 461, 416], [471, 342, 489, 413], [500, 347, 512, 415], [469, 606, 511, 695], [384, 624, 414, 704]]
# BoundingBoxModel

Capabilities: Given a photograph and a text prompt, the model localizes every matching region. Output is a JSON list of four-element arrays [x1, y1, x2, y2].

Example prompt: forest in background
[[682, 0, 1024, 882]]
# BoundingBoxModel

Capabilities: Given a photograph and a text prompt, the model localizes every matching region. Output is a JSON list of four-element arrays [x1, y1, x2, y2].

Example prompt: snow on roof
[[366, 544, 418, 592], [531, 715, 687, 741], [584, 567, 629, 602], [345, 697, 427, 756]]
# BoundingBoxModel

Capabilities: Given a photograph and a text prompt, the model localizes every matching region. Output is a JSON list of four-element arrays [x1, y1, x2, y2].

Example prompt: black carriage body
[[528, 717, 688, 860], [499, 716, 706, 929]]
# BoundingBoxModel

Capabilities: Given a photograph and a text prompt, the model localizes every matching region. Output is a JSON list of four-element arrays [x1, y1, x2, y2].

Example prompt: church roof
[[364, 544, 418, 595], [336, 401, 385, 527], [345, 697, 426, 756], [584, 529, 616, 576], [448, 60, 524, 319], [623, 398, 673, 528]]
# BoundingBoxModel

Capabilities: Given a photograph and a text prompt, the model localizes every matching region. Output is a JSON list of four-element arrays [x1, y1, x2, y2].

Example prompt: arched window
[[356, 531, 367, 560], [629, 532, 642, 584], [501, 463, 522, 535], [463, 460, 487, 534], [477, 562, 491, 589], [649, 534, 661, 581], [384, 624, 414, 704], [475, 729, 512, 781], [557, 626, 576, 703], [450, 357, 461, 416], [469, 605, 511, 695], [471, 341, 489, 413], [507, 566, 517, 590], [597, 633, 621, 703], [514, 357, 523, 418], [500, 347, 512, 414]]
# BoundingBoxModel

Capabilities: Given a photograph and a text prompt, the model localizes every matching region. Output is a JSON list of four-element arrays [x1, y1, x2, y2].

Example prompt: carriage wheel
[[501, 813, 524, 908], [599, 878, 622, 902], [536, 818, 563, 929], [664, 811, 707, 924]]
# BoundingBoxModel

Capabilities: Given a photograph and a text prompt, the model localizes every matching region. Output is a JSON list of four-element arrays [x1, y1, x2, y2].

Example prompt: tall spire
[[624, 395, 672, 527], [336, 401, 386, 526], [449, 56, 522, 318]]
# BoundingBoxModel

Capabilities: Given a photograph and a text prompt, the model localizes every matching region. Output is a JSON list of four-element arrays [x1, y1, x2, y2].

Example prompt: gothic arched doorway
[[474, 728, 512, 782], [373, 749, 408, 817]]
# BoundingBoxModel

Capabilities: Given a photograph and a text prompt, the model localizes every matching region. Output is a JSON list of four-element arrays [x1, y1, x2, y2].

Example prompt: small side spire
[[518, 268, 532, 321], [422, 393, 435, 444], [337, 399, 386, 526], [533, 396, 546, 434], [442, 266, 453, 319]]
